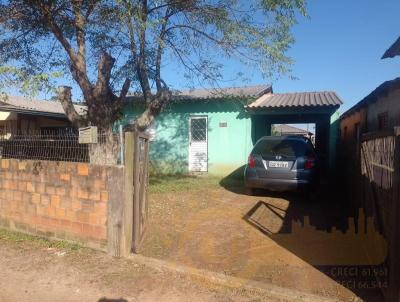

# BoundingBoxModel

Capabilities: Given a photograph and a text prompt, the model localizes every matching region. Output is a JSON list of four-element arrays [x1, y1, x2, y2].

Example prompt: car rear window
[[252, 138, 313, 158]]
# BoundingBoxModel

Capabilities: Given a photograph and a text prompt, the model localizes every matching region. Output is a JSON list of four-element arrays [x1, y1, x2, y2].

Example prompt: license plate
[[269, 161, 289, 168]]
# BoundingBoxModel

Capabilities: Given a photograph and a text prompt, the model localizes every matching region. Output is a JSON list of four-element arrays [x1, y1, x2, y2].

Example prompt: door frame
[[188, 115, 208, 172]]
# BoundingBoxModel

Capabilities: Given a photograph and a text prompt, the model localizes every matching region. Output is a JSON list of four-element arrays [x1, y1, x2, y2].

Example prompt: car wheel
[[245, 187, 255, 196]]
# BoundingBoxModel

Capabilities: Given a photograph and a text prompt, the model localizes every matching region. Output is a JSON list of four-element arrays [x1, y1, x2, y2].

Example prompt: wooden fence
[[359, 127, 400, 302], [108, 129, 150, 257]]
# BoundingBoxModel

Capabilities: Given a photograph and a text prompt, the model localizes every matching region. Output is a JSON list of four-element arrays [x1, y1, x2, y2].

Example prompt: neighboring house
[[382, 36, 400, 59], [273, 124, 312, 136], [273, 124, 315, 144], [340, 77, 400, 154], [120, 85, 342, 175], [0, 96, 86, 135]]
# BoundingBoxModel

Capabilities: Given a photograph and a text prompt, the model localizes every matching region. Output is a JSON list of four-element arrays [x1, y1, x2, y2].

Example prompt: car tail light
[[248, 155, 255, 168], [304, 157, 315, 169]]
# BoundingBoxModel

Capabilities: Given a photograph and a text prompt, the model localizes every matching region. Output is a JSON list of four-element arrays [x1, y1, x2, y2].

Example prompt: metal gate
[[132, 131, 150, 253]]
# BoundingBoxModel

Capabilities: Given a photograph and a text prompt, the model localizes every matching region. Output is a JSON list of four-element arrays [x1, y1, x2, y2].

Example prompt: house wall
[[121, 101, 253, 175], [366, 88, 400, 131], [340, 109, 367, 141], [0, 112, 71, 135]]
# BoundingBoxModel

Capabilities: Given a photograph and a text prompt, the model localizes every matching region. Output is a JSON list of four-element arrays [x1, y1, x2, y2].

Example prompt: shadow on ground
[[242, 184, 387, 302], [219, 165, 247, 194]]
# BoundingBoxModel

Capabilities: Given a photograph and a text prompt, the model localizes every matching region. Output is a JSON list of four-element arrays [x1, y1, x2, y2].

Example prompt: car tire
[[245, 187, 255, 196]]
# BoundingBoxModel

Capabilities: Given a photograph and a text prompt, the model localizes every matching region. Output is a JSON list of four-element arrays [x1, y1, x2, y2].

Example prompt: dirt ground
[[142, 179, 385, 302], [0, 229, 305, 302]]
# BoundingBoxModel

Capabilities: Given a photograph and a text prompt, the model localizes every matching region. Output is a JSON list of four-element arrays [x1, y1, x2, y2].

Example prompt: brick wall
[[0, 159, 124, 250]]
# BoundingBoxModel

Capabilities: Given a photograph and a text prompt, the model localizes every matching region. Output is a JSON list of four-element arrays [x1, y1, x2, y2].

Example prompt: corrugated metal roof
[[127, 84, 272, 102], [173, 84, 272, 100], [246, 91, 342, 109], [340, 77, 400, 119], [0, 96, 86, 116], [382, 37, 400, 59]]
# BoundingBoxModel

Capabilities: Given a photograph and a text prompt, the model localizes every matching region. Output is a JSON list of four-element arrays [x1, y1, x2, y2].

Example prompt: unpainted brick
[[36, 183, 46, 194], [31, 193, 41, 204], [56, 208, 66, 218], [13, 191, 22, 202], [22, 192, 31, 203], [70, 222, 83, 234], [100, 191, 109, 202], [18, 161, 27, 170], [65, 210, 77, 222], [47, 207, 56, 217], [45, 186, 56, 195], [18, 181, 27, 191], [1, 160, 10, 169], [88, 191, 100, 201], [93, 179, 106, 190], [40, 195, 50, 206], [51, 195, 60, 208], [94, 202, 107, 216], [71, 200, 82, 211], [76, 211, 90, 224], [56, 187, 66, 196], [26, 182, 35, 193], [88, 213, 98, 225], [60, 198, 71, 209], [59, 173, 71, 181], [81, 200, 94, 212], [77, 164, 89, 176], [78, 188, 89, 199]]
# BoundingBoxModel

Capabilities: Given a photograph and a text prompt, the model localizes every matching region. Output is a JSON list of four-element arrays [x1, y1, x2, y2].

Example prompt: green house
[[119, 85, 342, 176]]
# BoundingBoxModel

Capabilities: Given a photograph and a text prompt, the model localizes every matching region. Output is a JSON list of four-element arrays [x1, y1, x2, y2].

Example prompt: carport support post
[[315, 117, 330, 174]]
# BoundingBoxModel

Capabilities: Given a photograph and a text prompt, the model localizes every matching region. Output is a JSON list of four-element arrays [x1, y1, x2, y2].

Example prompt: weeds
[[0, 228, 81, 251]]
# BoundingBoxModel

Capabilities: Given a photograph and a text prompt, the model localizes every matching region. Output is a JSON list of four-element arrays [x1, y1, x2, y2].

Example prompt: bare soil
[[0, 233, 292, 302], [142, 183, 385, 302]]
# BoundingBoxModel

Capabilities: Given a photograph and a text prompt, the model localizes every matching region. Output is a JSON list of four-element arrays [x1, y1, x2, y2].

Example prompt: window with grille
[[378, 112, 388, 130], [190, 118, 207, 142]]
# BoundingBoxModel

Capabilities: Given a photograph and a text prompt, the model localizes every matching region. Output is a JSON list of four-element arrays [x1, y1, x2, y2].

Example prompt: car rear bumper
[[245, 177, 310, 191], [244, 168, 314, 192]]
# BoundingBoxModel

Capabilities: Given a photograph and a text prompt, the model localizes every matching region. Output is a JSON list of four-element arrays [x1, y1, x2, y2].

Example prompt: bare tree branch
[[57, 85, 85, 128]]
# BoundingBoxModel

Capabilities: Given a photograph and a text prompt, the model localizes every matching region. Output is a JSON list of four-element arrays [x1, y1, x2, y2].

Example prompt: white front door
[[189, 116, 208, 172]]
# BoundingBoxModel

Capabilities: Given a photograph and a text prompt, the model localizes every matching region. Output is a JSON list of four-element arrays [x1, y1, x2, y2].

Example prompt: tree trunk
[[89, 129, 120, 165]]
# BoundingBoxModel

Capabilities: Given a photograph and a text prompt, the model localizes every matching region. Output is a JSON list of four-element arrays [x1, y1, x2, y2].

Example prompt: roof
[[246, 91, 342, 109], [382, 37, 400, 59], [127, 84, 272, 102], [274, 124, 311, 135], [341, 77, 400, 119], [0, 96, 86, 118]]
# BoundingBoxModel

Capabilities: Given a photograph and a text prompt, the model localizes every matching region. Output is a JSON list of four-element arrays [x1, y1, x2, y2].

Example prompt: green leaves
[[0, 66, 63, 98]]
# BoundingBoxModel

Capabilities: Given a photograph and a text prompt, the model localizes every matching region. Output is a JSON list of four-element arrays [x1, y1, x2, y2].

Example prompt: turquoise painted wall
[[119, 101, 342, 175], [120, 100, 253, 175]]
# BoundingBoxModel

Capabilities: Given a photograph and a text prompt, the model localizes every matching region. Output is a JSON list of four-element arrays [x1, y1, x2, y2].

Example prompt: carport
[[245, 91, 342, 172]]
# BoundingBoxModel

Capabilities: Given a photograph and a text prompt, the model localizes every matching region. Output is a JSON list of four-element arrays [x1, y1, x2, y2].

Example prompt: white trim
[[188, 115, 208, 172]]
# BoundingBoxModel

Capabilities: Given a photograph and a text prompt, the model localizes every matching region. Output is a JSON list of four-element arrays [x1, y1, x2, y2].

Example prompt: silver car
[[244, 136, 318, 194]]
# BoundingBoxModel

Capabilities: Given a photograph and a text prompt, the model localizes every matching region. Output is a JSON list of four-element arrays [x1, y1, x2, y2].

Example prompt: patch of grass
[[0, 228, 82, 251], [149, 174, 222, 193]]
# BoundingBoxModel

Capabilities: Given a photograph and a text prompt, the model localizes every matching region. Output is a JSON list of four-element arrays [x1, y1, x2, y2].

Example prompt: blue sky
[[162, 0, 400, 114], [272, 0, 400, 113], [5, 0, 399, 115]]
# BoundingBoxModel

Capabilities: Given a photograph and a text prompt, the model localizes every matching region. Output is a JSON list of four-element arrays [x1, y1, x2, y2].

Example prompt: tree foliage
[[0, 0, 306, 131]]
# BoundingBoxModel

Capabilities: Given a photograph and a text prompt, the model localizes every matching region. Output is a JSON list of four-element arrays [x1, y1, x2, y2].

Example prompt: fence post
[[389, 127, 400, 302], [107, 130, 134, 257]]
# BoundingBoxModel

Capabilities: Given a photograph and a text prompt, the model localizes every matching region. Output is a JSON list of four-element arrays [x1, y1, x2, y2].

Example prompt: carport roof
[[246, 91, 342, 109]]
